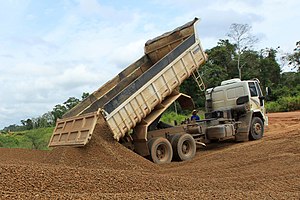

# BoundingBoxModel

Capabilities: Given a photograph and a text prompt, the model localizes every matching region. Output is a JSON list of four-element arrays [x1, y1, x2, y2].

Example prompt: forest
[[1, 24, 300, 133]]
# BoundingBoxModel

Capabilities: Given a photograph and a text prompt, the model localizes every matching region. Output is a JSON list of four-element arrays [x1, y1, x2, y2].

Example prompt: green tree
[[3, 124, 25, 132], [280, 72, 300, 95], [32, 112, 54, 128], [227, 23, 258, 79], [238, 50, 260, 80], [201, 64, 228, 89], [201, 39, 234, 86], [286, 41, 300, 71], [258, 48, 281, 91], [81, 92, 90, 100], [206, 39, 236, 76], [64, 97, 80, 110], [51, 104, 67, 123], [20, 119, 33, 130], [50, 93, 88, 123]]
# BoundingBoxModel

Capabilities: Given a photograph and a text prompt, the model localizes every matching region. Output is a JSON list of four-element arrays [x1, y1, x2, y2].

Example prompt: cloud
[[78, 0, 102, 14], [0, 1, 153, 128], [0, 63, 105, 127], [149, 0, 264, 50]]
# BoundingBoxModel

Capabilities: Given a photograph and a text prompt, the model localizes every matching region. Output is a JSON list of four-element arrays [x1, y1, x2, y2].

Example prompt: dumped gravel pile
[[0, 148, 46, 165], [0, 111, 299, 199], [44, 116, 158, 170]]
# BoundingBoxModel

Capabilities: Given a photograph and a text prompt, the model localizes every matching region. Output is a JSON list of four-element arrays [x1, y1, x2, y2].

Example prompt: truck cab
[[205, 78, 268, 141]]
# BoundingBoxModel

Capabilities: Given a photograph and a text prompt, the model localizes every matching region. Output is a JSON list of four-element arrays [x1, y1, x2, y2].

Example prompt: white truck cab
[[205, 78, 268, 141]]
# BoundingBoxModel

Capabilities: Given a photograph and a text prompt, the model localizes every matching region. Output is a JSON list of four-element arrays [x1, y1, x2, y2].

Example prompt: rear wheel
[[172, 134, 196, 161], [148, 137, 173, 164], [249, 117, 264, 140]]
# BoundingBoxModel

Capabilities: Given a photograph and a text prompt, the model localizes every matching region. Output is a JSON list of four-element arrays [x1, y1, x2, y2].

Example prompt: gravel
[[0, 111, 299, 199]]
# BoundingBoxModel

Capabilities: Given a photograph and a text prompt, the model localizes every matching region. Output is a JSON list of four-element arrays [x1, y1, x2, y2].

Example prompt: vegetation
[[284, 41, 300, 72], [161, 111, 205, 125], [266, 95, 300, 113], [0, 127, 53, 150], [161, 111, 187, 125], [227, 23, 258, 79]]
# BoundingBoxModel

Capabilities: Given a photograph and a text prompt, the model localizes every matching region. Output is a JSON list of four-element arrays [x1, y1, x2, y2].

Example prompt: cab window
[[248, 82, 258, 97], [255, 82, 262, 97]]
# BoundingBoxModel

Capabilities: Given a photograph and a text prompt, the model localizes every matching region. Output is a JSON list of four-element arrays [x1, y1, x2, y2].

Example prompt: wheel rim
[[182, 140, 191, 155], [156, 144, 168, 161], [253, 122, 262, 135]]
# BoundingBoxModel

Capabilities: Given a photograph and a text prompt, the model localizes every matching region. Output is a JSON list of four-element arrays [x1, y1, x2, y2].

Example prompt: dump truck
[[48, 18, 268, 164]]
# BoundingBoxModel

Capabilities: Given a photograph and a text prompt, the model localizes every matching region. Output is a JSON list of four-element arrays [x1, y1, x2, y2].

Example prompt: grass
[[160, 110, 205, 125], [266, 95, 300, 112], [0, 127, 54, 150]]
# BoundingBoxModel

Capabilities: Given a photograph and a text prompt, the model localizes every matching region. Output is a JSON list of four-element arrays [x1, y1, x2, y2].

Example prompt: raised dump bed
[[49, 18, 207, 147]]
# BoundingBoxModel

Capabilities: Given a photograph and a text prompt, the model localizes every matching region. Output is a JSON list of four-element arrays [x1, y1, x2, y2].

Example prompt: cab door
[[248, 81, 266, 117], [248, 82, 259, 108]]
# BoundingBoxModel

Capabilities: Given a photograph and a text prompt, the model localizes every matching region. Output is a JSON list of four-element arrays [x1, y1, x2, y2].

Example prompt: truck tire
[[249, 117, 264, 140], [148, 137, 173, 164], [172, 134, 196, 161]]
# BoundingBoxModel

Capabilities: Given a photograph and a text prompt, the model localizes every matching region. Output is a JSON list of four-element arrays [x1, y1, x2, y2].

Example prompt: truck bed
[[49, 18, 207, 147]]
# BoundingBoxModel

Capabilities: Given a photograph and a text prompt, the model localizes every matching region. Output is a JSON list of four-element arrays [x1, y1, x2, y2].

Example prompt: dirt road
[[0, 111, 299, 199]]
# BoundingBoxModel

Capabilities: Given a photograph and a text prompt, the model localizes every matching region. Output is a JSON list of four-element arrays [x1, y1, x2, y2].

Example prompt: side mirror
[[259, 96, 265, 100]]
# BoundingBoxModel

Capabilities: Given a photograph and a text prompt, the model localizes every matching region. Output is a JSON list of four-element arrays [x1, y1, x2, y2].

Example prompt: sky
[[0, 0, 299, 129]]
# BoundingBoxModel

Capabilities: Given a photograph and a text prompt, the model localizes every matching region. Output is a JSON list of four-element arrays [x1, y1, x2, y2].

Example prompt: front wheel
[[249, 117, 264, 140], [148, 137, 173, 164]]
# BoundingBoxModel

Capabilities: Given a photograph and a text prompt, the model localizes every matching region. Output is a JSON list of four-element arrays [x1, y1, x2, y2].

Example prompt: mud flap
[[235, 112, 252, 142]]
